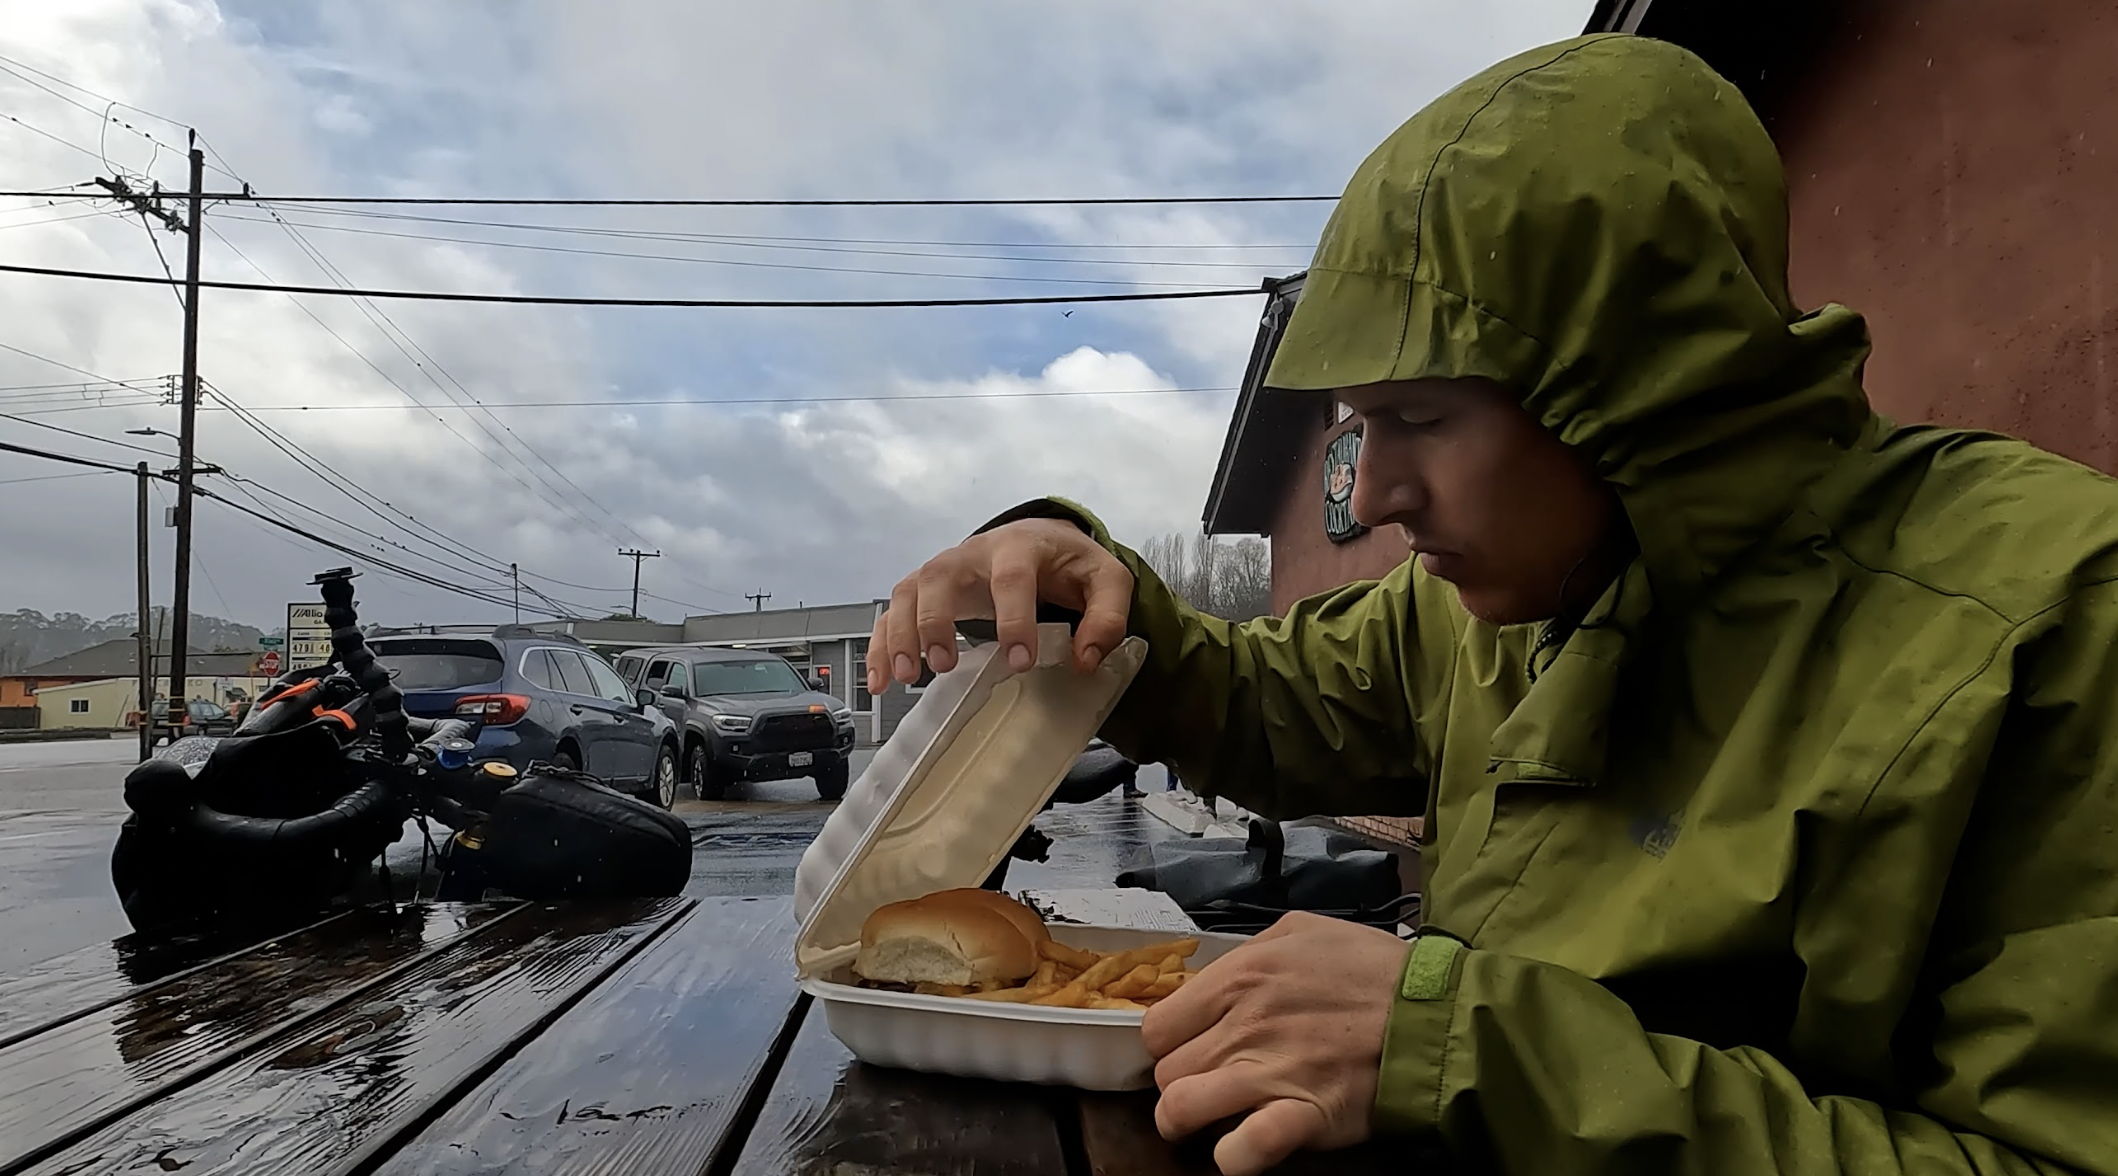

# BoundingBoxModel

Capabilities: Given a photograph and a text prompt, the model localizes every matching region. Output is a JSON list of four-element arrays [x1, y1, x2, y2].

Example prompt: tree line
[[1135, 530, 1272, 622]]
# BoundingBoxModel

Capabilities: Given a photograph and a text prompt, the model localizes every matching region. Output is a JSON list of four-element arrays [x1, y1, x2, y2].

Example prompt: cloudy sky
[[0, 0, 1590, 631]]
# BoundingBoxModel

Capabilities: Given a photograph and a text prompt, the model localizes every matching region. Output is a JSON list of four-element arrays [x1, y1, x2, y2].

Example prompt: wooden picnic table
[[0, 894, 1427, 1176]]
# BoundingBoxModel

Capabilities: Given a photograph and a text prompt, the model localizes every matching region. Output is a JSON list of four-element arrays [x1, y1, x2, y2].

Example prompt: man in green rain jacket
[[868, 33, 2118, 1176]]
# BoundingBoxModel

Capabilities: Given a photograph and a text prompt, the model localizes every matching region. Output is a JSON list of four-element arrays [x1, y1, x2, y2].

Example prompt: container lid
[[792, 622, 1147, 978]]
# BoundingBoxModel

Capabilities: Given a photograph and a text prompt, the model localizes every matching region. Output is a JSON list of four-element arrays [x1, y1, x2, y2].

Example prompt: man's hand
[[1141, 912, 1412, 1176], [865, 517, 1133, 691]]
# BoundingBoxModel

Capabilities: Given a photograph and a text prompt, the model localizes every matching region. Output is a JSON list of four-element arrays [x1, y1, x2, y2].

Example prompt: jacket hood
[[1265, 34, 1875, 599]]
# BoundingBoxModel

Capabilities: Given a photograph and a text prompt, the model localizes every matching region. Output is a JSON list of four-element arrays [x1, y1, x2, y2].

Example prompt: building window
[[68, 698, 89, 714], [851, 639, 872, 713], [905, 661, 938, 695]]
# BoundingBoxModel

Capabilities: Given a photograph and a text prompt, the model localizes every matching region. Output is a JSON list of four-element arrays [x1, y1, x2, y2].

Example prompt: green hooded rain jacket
[[986, 32, 2118, 1176]]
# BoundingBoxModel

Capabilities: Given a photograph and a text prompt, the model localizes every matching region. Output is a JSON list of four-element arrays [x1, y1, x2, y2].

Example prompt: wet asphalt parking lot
[[0, 736, 1185, 973]]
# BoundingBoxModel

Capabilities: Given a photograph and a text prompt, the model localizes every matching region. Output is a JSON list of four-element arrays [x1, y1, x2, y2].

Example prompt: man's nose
[[1350, 442, 1419, 527]]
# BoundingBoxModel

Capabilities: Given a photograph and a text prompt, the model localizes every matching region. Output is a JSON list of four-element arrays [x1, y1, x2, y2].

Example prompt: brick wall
[[1263, 404, 1410, 613], [1777, 0, 2118, 476], [1333, 815, 1424, 848]]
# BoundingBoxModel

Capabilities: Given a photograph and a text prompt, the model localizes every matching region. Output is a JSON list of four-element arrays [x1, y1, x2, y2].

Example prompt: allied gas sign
[[286, 602, 334, 670]]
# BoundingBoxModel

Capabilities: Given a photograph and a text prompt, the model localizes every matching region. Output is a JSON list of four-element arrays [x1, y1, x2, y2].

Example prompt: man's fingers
[[913, 564, 967, 676], [1153, 1062, 1273, 1143], [884, 578, 922, 685], [988, 549, 1040, 673], [1071, 558, 1134, 671], [1140, 959, 1237, 1060], [864, 613, 890, 696], [1214, 1098, 1327, 1176]]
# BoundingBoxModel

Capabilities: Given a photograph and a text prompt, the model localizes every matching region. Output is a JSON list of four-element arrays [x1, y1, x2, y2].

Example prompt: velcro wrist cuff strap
[[1400, 933, 1464, 1002]]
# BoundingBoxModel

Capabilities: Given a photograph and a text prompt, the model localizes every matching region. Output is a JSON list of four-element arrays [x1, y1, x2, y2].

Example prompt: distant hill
[[0, 606, 268, 675]]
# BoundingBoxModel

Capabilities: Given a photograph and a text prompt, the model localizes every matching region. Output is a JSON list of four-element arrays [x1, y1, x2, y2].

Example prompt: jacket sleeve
[[1378, 928, 2113, 1176], [973, 497, 1459, 820], [1374, 580, 2118, 1176]]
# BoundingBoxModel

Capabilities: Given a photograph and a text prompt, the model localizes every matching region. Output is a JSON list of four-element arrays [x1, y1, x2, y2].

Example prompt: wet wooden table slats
[[16, 897, 688, 1176], [373, 895, 802, 1176], [0, 904, 515, 1173], [730, 1002, 1076, 1176], [0, 908, 386, 1050], [4, 896, 1415, 1176]]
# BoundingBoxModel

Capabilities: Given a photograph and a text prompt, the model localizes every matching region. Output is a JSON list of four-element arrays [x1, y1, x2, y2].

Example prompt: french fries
[[919, 937, 1203, 1012]]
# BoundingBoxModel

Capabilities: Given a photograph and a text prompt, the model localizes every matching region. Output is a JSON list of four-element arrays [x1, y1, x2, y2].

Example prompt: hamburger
[[852, 888, 1051, 992]]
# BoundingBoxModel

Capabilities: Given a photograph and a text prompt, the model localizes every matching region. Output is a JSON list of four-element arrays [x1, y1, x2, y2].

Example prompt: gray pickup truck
[[616, 645, 857, 801]]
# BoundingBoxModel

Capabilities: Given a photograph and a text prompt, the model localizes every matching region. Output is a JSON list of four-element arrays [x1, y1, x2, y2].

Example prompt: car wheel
[[651, 743, 679, 809], [816, 759, 849, 802], [552, 747, 581, 773], [688, 743, 726, 801]]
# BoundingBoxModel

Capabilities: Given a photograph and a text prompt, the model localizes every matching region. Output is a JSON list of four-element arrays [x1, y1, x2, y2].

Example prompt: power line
[[0, 109, 107, 163], [0, 410, 175, 457], [0, 60, 184, 159], [212, 385, 1235, 411], [0, 437, 139, 474], [0, 341, 170, 395], [199, 193, 1339, 208], [0, 376, 165, 393], [0, 51, 241, 182], [242, 204, 1314, 251], [0, 468, 113, 486], [212, 210, 1300, 274], [202, 382, 521, 584], [0, 404, 716, 620], [201, 225, 638, 548], [0, 260, 1266, 307], [220, 214, 646, 549], [0, 208, 114, 232]]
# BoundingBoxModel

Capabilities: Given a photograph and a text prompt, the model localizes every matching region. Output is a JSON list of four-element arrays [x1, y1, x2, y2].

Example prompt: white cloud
[[0, 0, 1594, 628]]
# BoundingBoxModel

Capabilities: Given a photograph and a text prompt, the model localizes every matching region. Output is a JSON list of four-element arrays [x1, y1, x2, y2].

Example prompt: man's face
[[1338, 378, 1620, 626]]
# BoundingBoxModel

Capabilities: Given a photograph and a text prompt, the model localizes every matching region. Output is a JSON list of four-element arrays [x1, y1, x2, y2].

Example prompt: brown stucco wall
[[1777, 0, 2118, 472], [1264, 406, 1411, 615]]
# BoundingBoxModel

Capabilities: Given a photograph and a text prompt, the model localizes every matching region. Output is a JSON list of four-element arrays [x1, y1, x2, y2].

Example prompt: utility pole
[[511, 562, 521, 623], [745, 589, 772, 613], [618, 548, 660, 618], [135, 463, 153, 763], [166, 135, 205, 709]]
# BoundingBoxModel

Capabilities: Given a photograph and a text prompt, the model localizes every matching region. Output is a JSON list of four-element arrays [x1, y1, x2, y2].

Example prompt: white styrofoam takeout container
[[802, 924, 1247, 1090], [794, 623, 1238, 1090]]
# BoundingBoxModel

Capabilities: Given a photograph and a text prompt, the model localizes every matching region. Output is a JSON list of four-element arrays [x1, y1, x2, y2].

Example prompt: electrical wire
[[0, 260, 1265, 307], [0, 109, 107, 163], [210, 219, 644, 550], [214, 385, 1235, 411], [244, 204, 1313, 252], [202, 383, 522, 585], [0, 50, 241, 182], [200, 226, 636, 550], [0, 410, 175, 457], [148, 474, 238, 622], [198, 193, 1339, 207], [0, 468, 113, 486], [0, 437, 142, 473], [211, 210, 1298, 274], [0, 208, 113, 233], [0, 59, 187, 161], [245, 204, 653, 550], [0, 341, 171, 396]]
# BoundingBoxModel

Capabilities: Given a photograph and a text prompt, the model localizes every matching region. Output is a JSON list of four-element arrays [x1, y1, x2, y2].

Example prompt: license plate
[[787, 751, 814, 768]]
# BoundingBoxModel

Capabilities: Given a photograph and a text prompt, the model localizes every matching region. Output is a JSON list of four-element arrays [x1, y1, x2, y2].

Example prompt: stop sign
[[256, 651, 282, 676]]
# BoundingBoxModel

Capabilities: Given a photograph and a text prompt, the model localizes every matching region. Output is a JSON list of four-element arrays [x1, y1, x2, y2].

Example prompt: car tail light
[[454, 694, 530, 725]]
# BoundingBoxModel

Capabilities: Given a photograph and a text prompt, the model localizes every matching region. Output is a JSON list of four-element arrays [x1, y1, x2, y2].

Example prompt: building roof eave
[[1201, 272, 1308, 537]]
